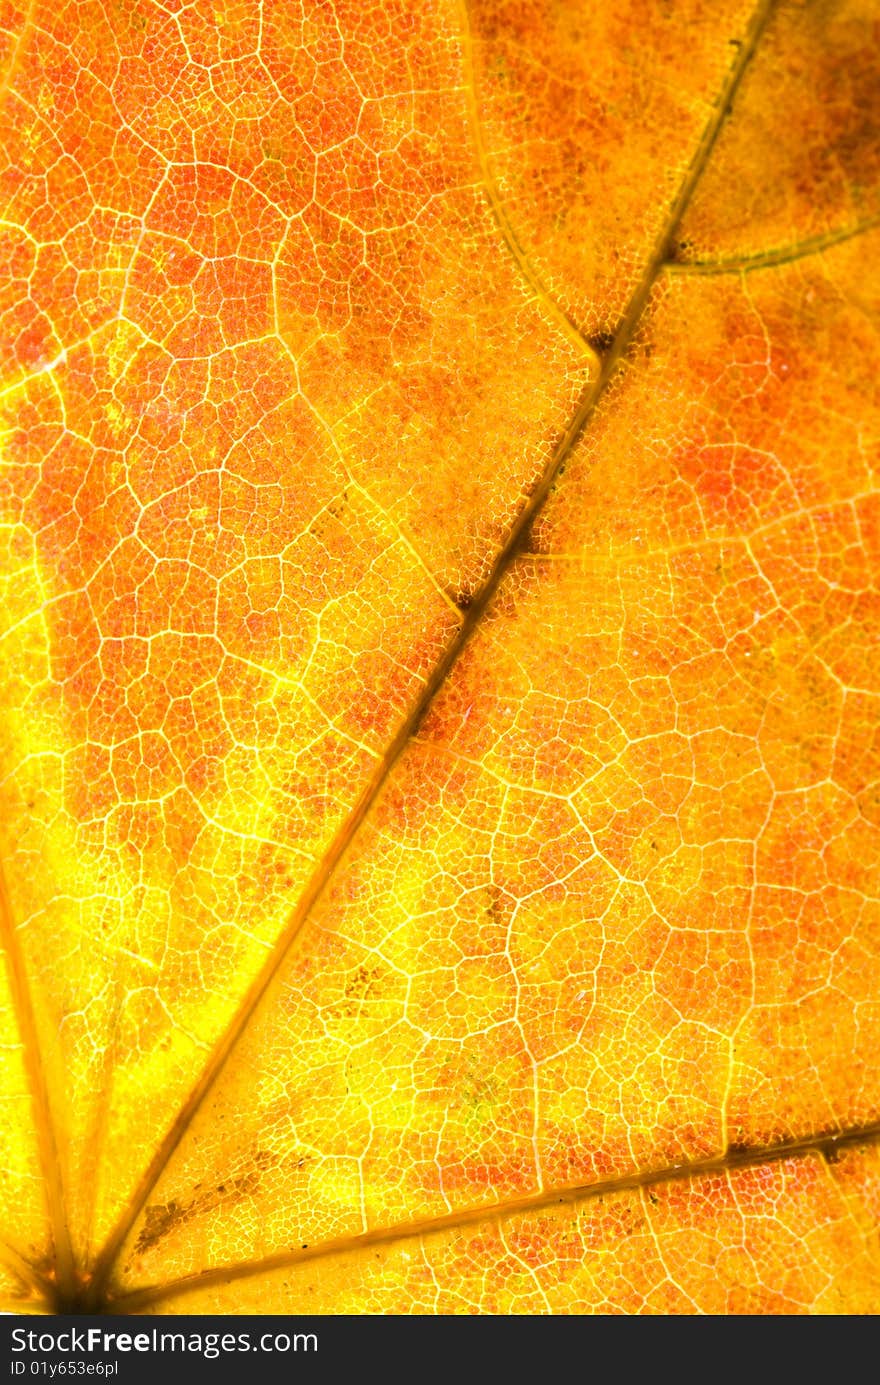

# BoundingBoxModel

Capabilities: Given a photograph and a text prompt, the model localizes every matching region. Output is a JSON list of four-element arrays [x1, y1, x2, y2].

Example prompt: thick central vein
[[88, 0, 777, 1296], [111, 1117, 880, 1312]]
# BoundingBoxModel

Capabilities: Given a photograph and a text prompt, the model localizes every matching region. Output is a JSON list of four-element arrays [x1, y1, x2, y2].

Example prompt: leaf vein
[[108, 1118, 880, 1313], [88, 0, 780, 1298]]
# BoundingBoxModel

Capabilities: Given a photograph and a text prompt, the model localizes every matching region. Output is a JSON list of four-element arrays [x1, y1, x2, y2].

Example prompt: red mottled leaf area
[[1, 0, 879, 1314]]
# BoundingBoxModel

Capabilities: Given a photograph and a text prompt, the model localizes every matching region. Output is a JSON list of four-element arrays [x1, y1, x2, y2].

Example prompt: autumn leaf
[[1, 0, 879, 1315]]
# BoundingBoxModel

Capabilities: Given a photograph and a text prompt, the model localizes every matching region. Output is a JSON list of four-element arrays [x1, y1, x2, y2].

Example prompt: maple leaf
[[1, 0, 879, 1315]]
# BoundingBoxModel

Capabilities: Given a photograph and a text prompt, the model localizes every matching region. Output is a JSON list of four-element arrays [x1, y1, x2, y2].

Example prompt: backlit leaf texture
[[0, 0, 879, 1314]]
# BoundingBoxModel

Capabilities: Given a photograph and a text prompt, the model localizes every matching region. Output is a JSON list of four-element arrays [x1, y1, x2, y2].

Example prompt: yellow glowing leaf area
[[0, 0, 878, 1314]]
